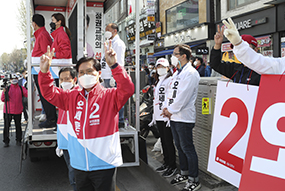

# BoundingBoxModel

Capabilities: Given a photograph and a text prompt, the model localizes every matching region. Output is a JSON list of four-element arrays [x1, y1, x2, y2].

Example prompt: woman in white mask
[[149, 58, 177, 177]]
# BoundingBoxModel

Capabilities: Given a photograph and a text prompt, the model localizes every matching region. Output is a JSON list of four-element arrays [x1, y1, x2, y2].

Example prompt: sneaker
[[156, 164, 168, 172], [22, 120, 28, 124], [119, 122, 125, 129], [35, 114, 42, 120], [162, 167, 177, 177], [181, 181, 201, 191], [39, 120, 56, 128], [170, 174, 188, 185], [39, 114, 46, 122]]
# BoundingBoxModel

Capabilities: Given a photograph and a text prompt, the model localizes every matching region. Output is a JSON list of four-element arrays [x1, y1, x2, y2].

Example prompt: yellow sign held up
[[202, 97, 211, 115], [147, 16, 155, 22]]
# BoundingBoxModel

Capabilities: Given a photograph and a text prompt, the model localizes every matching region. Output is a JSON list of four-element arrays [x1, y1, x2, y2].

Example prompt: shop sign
[[147, 0, 155, 7], [228, 17, 267, 31], [126, 17, 156, 42], [196, 47, 209, 55], [256, 36, 271, 48], [146, 8, 155, 15], [147, 16, 155, 22], [221, 43, 232, 52], [147, 34, 156, 41]]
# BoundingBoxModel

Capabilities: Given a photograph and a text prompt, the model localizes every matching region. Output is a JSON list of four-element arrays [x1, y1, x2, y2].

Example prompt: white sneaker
[[35, 114, 42, 120], [39, 114, 46, 122]]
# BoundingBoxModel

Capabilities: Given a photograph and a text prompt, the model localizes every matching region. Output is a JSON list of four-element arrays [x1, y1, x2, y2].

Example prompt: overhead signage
[[147, 34, 156, 41], [196, 47, 209, 55]]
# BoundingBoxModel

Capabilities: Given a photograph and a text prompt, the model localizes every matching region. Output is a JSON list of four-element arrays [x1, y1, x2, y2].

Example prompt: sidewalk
[[144, 132, 238, 191]]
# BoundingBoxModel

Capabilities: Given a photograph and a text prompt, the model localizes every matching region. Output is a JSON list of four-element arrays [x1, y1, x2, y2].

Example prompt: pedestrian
[[204, 62, 212, 77], [222, 17, 285, 75], [18, 69, 28, 124], [31, 13, 56, 128], [56, 67, 79, 191], [210, 24, 260, 85], [1, 74, 28, 147], [101, 23, 126, 128], [148, 58, 177, 177], [194, 57, 205, 77], [38, 42, 134, 191], [163, 44, 201, 191]]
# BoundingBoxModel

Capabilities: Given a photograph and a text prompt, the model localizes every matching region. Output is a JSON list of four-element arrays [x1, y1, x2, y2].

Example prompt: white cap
[[155, 58, 169, 67]]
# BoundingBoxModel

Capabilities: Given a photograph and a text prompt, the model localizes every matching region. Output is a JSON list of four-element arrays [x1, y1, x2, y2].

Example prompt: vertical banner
[[207, 81, 259, 187], [239, 75, 285, 190], [86, 2, 104, 60]]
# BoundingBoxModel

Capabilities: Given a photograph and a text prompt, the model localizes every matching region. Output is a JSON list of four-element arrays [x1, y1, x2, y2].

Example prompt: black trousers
[[156, 121, 177, 169], [3, 113, 22, 144], [33, 75, 57, 121], [74, 168, 116, 191]]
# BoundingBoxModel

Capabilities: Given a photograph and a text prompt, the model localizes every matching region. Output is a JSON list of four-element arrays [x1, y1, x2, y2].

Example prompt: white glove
[[55, 147, 63, 157], [222, 17, 242, 46], [110, 77, 116, 87]]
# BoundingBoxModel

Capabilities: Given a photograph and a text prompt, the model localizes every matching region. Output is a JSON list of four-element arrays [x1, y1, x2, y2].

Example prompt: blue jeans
[[103, 78, 124, 123], [63, 150, 76, 191], [170, 121, 199, 181]]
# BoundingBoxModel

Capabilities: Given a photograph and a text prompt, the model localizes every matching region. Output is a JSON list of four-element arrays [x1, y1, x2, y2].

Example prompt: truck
[[22, 0, 142, 168]]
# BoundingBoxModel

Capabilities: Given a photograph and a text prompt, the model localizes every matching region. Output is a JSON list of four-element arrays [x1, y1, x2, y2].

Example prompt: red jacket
[[32, 27, 53, 64], [51, 26, 72, 65], [1, 84, 28, 114], [39, 65, 134, 171]]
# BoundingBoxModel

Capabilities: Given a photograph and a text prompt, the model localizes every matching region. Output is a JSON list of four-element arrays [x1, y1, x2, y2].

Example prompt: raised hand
[[40, 46, 55, 73], [104, 40, 117, 67], [214, 24, 225, 49], [222, 17, 242, 46]]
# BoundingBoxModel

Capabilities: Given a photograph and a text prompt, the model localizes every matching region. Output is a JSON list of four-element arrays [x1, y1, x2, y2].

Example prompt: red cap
[[230, 34, 258, 49]]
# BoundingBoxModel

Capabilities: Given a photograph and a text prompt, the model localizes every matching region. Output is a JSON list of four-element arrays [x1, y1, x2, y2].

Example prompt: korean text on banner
[[207, 80, 259, 188], [239, 75, 285, 190]]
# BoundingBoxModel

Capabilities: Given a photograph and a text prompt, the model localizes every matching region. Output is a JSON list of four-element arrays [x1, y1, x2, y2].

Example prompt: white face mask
[[104, 31, 112, 40], [79, 74, 98, 89], [193, 61, 198, 66], [171, 55, 179, 67], [61, 82, 74, 90], [157, 68, 168, 76], [11, 79, 18, 84]]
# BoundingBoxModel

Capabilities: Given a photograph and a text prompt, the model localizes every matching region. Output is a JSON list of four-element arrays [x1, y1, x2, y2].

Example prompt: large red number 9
[[216, 97, 248, 173]]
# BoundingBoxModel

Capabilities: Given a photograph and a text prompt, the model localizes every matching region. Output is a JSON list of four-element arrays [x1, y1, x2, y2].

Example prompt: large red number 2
[[215, 98, 248, 173]]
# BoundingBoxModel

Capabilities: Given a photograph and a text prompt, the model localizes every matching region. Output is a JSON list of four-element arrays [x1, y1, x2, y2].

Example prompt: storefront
[[219, 6, 279, 57], [277, 2, 285, 57]]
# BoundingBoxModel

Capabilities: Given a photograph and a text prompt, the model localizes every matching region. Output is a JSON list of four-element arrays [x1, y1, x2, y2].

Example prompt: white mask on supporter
[[193, 61, 198, 66], [104, 31, 112, 40], [171, 56, 179, 67], [11, 79, 18, 84], [78, 74, 98, 89], [157, 68, 168, 76], [60, 82, 74, 90]]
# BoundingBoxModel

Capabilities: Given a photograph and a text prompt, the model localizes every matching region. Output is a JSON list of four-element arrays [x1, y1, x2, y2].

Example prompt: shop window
[[166, 0, 199, 34], [281, 32, 285, 57], [228, 0, 258, 10], [257, 35, 273, 57]]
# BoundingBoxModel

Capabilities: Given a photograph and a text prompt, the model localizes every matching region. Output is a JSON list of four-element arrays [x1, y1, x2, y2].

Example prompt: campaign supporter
[[31, 14, 58, 128], [18, 69, 28, 123], [38, 42, 134, 191], [210, 25, 260, 86], [1, 74, 28, 147], [148, 58, 177, 177], [50, 13, 72, 66], [56, 67, 79, 191], [204, 62, 212, 77], [223, 17, 285, 75], [194, 57, 205, 77], [162, 44, 201, 191], [101, 23, 126, 128]]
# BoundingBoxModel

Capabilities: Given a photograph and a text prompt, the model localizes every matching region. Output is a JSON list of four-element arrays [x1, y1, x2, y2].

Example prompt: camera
[[0, 73, 16, 90]]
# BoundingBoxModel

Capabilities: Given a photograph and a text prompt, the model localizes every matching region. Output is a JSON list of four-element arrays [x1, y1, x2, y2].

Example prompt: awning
[[149, 49, 174, 58], [139, 39, 154, 47]]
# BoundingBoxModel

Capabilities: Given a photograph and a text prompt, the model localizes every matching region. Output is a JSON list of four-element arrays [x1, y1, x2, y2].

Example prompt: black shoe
[[170, 174, 188, 185], [156, 164, 168, 172], [162, 167, 177, 177], [16, 141, 21, 146], [4, 143, 9, 147], [181, 181, 201, 191], [39, 120, 57, 128], [119, 122, 125, 129]]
